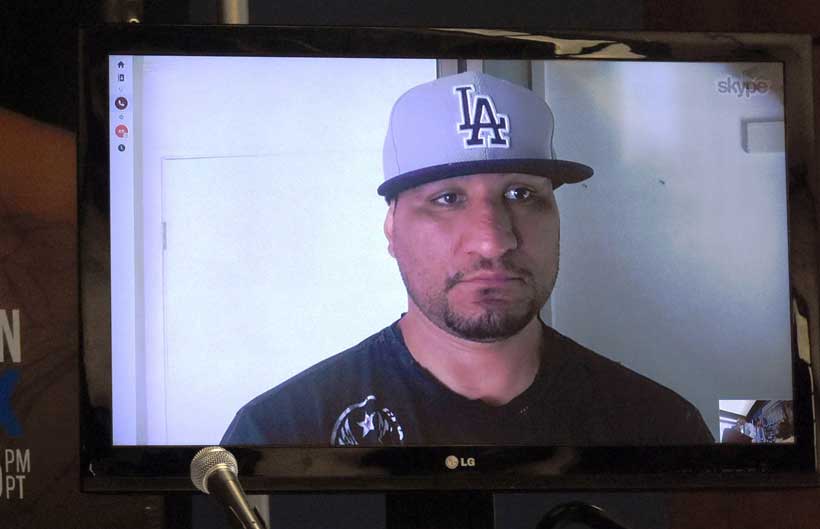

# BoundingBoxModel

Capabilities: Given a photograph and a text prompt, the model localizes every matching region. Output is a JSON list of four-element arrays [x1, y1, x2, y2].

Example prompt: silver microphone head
[[190, 446, 239, 494]]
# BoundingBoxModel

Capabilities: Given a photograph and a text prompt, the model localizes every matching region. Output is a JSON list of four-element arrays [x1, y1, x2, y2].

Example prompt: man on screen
[[222, 72, 713, 446]]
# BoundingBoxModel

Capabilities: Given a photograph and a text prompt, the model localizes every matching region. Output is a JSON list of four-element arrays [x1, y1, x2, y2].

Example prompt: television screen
[[79, 26, 818, 491]]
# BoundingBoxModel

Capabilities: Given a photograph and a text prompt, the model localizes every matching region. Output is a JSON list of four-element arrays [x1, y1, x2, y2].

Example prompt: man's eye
[[433, 193, 461, 205], [504, 187, 533, 201]]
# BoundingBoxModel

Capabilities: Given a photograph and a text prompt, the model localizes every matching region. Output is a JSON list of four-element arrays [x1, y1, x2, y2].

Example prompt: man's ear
[[384, 201, 396, 258]]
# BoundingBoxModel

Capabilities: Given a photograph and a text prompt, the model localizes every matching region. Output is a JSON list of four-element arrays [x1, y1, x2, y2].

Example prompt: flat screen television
[[79, 25, 819, 495]]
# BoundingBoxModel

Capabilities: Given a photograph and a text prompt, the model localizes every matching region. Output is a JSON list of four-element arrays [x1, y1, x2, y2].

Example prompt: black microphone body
[[206, 466, 266, 529], [191, 446, 267, 529]]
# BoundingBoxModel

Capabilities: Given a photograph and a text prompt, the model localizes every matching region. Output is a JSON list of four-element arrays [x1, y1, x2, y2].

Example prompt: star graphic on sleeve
[[0, 369, 22, 437], [357, 412, 375, 438]]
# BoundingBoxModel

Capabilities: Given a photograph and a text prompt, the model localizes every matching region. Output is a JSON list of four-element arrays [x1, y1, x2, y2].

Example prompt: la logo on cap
[[453, 84, 510, 149]]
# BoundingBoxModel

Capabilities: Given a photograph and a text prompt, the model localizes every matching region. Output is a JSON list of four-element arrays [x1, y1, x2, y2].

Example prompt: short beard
[[401, 255, 555, 343], [442, 296, 540, 342]]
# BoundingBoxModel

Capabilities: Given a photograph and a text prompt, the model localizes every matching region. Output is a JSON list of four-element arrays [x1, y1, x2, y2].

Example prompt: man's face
[[384, 172, 560, 342]]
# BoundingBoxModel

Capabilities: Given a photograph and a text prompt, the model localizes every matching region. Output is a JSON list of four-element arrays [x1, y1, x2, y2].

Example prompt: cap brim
[[377, 159, 593, 200]]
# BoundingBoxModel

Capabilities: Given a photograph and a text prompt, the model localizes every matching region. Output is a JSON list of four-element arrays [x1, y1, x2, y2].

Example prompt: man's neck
[[398, 306, 543, 406]]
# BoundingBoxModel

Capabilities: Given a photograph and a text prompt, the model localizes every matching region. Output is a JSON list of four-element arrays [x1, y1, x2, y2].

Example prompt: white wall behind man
[[113, 57, 436, 444], [543, 61, 790, 439]]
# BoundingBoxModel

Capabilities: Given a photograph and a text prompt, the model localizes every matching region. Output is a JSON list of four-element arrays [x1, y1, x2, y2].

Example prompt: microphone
[[190, 446, 267, 529]]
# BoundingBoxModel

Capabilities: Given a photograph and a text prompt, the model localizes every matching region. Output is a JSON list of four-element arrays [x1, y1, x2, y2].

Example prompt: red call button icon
[[115, 124, 129, 138]]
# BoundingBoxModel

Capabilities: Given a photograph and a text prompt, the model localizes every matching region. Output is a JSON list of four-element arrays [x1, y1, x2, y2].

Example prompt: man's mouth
[[459, 273, 522, 286], [445, 261, 532, 292], [447, 271, 529, 293]]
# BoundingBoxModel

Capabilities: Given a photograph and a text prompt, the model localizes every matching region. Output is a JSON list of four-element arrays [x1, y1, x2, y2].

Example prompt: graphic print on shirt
[[330, 395, 405, 445]]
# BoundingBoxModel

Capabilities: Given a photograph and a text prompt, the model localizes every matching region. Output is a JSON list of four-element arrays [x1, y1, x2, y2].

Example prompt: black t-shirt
[[222, 321, 714, 446]]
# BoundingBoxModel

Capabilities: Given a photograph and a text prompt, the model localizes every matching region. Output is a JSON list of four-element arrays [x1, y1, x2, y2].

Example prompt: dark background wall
[[1, 1, 820, 528]]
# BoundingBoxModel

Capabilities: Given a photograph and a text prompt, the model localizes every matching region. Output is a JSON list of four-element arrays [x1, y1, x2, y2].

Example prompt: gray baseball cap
[[379, 71, 593, 200]]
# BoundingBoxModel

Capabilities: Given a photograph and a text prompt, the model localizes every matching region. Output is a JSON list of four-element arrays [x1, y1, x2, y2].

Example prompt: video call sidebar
[[109, 56, 134, 183]]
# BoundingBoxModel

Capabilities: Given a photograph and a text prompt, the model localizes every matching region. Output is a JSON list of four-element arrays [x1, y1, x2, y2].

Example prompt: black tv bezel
[[79, 25, 819, 493]]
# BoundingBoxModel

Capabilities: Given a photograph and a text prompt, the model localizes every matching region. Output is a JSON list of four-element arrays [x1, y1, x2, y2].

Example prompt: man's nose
[[460, 200, 518, 258]]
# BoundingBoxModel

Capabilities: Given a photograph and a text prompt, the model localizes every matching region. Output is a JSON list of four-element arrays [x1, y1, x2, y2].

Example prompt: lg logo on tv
[[445, 455, 476, 470], [716, 75, 771, 98]]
